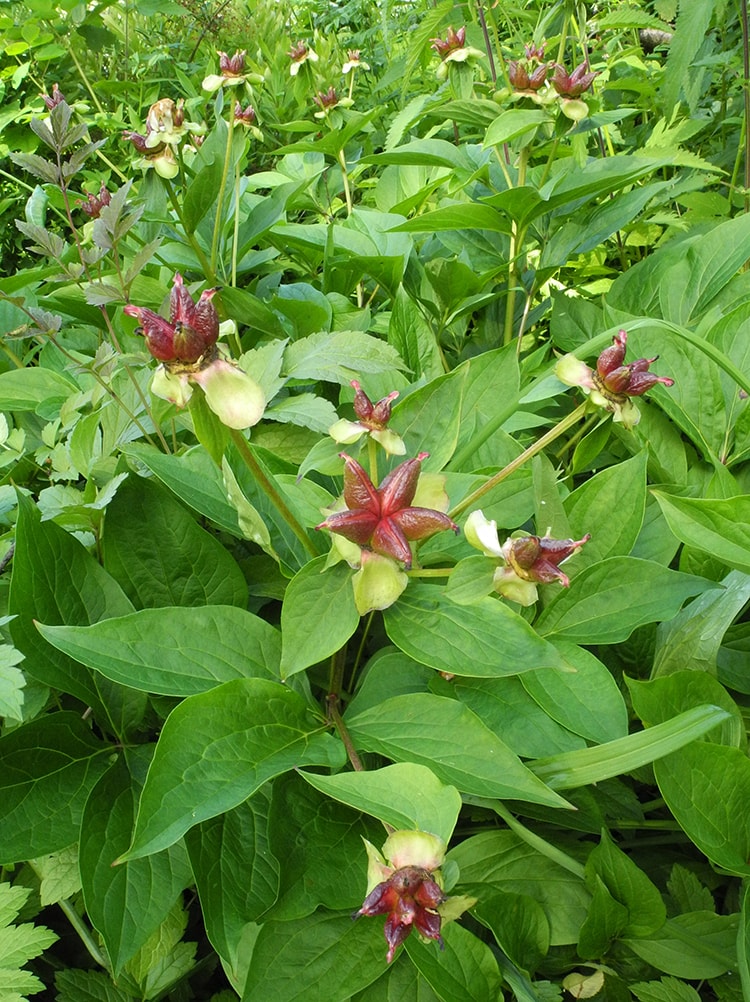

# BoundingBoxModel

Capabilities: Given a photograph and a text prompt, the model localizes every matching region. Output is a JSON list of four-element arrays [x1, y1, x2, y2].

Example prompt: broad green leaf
[[448, 831, 590, 945], [346, 693, 571, 809], [522, 642, 628, 745], [280, 557, 359, 678], [390, 202, 510, 234], [241, 911, 388, 1002], [564, 452, 648, 569], [388, 284, 443, 380], [121, 897, 196, 997], [406, 921, 503, 1002], [652, 570, 750, 678], [363, 138, 465, 168], [385, 584, 568, 678], [585, 830, 666, 938], [123, 444, 242, 536], [390, 366, 467, 472], [740, 884, 750, 1002], [182, 156, 222, 231], [449, 345, 521, 472], [79, 750, 193, 975], [225, 443, 324, 573], [0, 367, 76, 410], [455, 676, 586, 758], [285, 330, 406, 384], [354, 961, 442, 1001], [265, 772, 384, 921], [630, 977, 701, 1002], [484, 109, 550, 147], [101, 475, 247, 609], [654, 743, 750, 876], [627, 672, 744, 748], [37, 605, 280, 696], [345, 649, 432, 718], [577, 876, 629, 960], [653, 492, 750, 573], [9, 492, 137, 729], [31, 844, 81, 907], [625, 912, 737, 979], [473, 891, 550, 972], [0, 711, 112, 863], [529, 705, 731, 790], [535, 557, 710, 643], [185, 789, 279, 962], [121, 679, 345, 860], [299, 763, 461, 843]]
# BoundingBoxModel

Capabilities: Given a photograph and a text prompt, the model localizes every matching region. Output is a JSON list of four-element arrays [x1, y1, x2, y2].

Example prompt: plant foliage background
[[1, 0, 750, 998]]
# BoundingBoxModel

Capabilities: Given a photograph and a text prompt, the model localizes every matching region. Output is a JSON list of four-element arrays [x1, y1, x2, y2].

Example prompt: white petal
[[464, 510, 504, 557]]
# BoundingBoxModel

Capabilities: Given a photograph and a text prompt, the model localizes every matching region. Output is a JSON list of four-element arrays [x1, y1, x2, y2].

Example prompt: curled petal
[[493, 566, 538, 606], [190, 359, 265, 429], [352, 552, 409, 615], [329, 418, 366, 444], [191, 289, 220, 346], [414, 905, 444, 944], [384, 913, 411, 964], [464, 510, 504, 557], [383, 830, 446, 871], [555, 354, 596, 390], [596, 330, 628, 377], [370, 428, 406, 456], [151, 366, 192, 407]]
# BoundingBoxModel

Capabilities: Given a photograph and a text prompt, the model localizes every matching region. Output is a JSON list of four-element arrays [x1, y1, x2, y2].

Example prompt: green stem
[[367, 435, 379, 485], [449, 402, 588, 520], [349, 611, 374, 687], [228, 428, 318, 557], [327, 694, 364, 771], [503, 147, 529, 346], [476, 798, 586, 879], [231, 159, 241, 287], [58, 898, 109, 969], [211, 108, 236, 276]]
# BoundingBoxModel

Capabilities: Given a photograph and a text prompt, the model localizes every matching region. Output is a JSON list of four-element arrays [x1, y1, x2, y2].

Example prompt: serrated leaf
[[30, 844, 82, 906]]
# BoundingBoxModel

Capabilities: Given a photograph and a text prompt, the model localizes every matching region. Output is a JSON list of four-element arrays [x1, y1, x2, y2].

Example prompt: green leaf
[[9, 493, 135, 719], [241, 911, 388, 1002], [448, 831, 590, 946], [79, 750, 193, 975], [0, 644, 25, 720], [55, 968, 134, 1002], [529, 705, 731, 790], [585, 830, 666, 938], [390, 202, 511, 234], [182, 156, 222, 232], [625, 912, 737, 979], [391, 367, 467, 472], [346, 693, 571, 809], [654, 742, 750, 877], [564, 452, 648, 570], [652, 570, 750, 678], [280, 557, 359, 678], [406, 921, 503, 1002], [449, 345, 521, 472], [186, 789, 279, 962], [354, 961, 442, 1001], [124, 444, 242, 536], [473, 891, 550, 972], [363, 138, 465, 168], [385, 584, 568, 678], [30, 845, 82, 906], [522, 642, 629, 745], [0, 884, 57, 972], [0, 367, 76, 410], [285, 330, 406, 384], [388, 284, 443, 380], [627, 671, 744, 748], [455, 676, 586, 758], [120, 679, 345, 860], [653, 492, 750, 573], [484, 109, 551, 147], [265, 772, 384, 921], [101, 476, 247, 609], [740, 884, 750, 1002], [0, 711, 112, 863], [299, 763, 461, 843], [535, 557, 710, 643], [631, 977, 702, 1002], [577, 875, 629, 960], [37, 605, 280, 696]]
